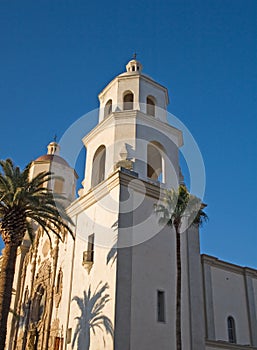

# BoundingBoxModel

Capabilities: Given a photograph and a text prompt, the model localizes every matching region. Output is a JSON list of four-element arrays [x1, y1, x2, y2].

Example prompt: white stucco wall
[[202, 256, 257, 347], [66, 182, 120, 350]]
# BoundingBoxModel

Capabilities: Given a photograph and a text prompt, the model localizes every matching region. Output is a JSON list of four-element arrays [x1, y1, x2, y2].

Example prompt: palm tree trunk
[[175, 227, 182, 350], [21, 234, 40, 350], [0, 243, 18, 350]]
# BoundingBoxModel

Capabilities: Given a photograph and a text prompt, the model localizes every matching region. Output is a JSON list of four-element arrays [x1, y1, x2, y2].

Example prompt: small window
[[84, 233, 95, 263], [147, 96, 155, 117], [66, 328, 72, 344], [227, 316, 236, 343], [123, 92, 134, 110], [104, 99, 112, 118], [157, 290, 165, 322]]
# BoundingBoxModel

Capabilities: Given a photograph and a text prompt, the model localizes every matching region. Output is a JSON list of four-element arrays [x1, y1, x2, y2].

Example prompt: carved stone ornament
[[115, 159, 133, 170], [82, 251, 93, 274], [114, 144, 134, 171]]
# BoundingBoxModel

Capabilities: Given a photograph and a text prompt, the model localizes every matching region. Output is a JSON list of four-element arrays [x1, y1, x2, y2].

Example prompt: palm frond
[[154, 185, 208, 232]]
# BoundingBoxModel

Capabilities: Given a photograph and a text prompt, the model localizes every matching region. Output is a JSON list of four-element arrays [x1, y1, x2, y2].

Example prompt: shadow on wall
[[72, 282, 114, 350], [106, 220, 118, 267]]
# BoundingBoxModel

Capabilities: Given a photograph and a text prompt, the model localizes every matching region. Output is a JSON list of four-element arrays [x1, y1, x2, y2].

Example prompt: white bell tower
[[66, 59, 205, 350], [80, 58, 183, 194]]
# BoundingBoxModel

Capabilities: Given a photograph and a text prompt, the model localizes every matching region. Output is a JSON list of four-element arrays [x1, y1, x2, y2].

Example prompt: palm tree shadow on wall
[[106, 220, 118, 266], [72, 282, 114, 350]]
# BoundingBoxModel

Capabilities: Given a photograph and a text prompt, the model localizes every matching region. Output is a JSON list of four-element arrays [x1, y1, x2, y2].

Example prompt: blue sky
[[0, 0, 256, 267]]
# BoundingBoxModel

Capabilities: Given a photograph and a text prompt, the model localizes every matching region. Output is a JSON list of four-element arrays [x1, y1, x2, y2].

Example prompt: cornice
[[66, 168, 164, 219], [66, 169, 121, 217], [205, 339, 257, 349], [82, 111, 137, 146], [201, 254, 257, 277], [31, 160, 79, 179], [82, 110, 183, 147], [136, 110, 183, 147], [98, 72, 169, 105]]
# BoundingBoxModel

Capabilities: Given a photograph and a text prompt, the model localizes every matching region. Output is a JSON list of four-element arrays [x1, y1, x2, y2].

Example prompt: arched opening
[[227, 316, 236, 343], [123, 91, 134, 110], [147, 142, 164, 182], [147, 96, 155, 117], [91, 145, 106, 187], [104, 99, 112, 118]]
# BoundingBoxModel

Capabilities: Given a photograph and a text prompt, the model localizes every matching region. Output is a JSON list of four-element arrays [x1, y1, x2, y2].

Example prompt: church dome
[[35, 154, 69, 167], [34, 141, 69, 167]]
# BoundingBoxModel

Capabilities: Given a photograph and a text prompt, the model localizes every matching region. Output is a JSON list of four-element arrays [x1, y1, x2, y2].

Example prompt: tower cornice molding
[[82, 110, 183, 147], [98, 73, 169, 105], [66, 169, 167, 219], [201, 254, 257, 277]]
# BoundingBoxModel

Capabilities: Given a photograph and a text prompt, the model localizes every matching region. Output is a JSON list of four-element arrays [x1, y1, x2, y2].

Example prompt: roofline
[[31, 159, 79, 179], [201, 254, 257, 276], [98, 72, 169, 105]]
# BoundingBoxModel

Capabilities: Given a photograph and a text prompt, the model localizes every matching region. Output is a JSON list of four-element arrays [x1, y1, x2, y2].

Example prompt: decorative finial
[[126, 55, 143, 73], [47, 136, 60, 155]]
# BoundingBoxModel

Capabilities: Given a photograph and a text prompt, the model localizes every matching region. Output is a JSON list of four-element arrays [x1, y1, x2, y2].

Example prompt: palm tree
[[154, 184, 208, 350], [72, 282, 114, 350], [0, 158, 74, 350]]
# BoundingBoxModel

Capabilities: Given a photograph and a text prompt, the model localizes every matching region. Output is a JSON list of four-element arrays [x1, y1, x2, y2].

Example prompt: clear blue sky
[[0, 0, 256, 267]]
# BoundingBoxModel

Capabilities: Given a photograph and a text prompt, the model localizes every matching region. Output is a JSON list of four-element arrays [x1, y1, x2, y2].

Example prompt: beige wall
[[202, 255, 257, 347]]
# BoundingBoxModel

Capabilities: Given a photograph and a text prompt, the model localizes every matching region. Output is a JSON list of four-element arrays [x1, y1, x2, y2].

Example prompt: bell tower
[[66, 59, 205, 350], [80, 58, 183, 194]]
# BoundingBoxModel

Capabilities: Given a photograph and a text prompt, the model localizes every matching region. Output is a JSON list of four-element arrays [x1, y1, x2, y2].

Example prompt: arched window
[[147, 142, 164, 182], [123, 91, 134, 110], [104, 99, 112, 118], [227, 316, 236, 343], [91, 145, 106, 187], [147, 96, 155, 117]]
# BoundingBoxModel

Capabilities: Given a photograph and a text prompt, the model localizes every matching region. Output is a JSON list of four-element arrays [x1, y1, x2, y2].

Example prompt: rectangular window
[[157, 290, 165, 322], [66, 328, 72, 344], [85, 233, 94, 262]]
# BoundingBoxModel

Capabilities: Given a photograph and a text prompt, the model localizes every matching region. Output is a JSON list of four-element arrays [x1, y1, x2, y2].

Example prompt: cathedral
[[2, 59, 257, 350]]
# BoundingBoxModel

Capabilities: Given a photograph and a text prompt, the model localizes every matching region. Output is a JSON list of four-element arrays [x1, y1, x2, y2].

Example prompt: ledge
[[201, 254, 257, 277], [206, 339, 257, 349]]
